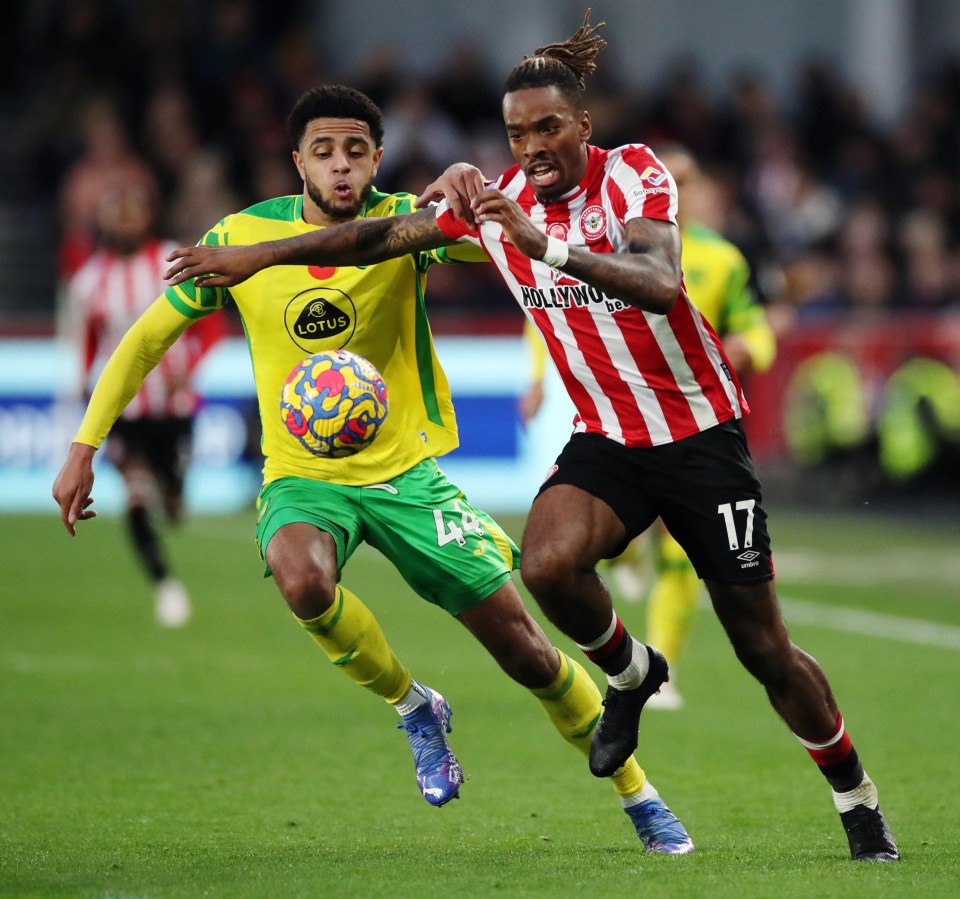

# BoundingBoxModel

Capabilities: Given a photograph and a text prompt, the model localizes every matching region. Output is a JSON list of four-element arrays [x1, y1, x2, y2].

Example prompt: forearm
[[263, 209, 451, 267], [75, 299, 193, 447], [560, 244, 680, 314]]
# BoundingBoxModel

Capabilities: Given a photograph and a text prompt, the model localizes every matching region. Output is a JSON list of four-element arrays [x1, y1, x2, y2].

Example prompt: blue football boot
[[626, 798, 696, 854], [398, 687, 463, 807]]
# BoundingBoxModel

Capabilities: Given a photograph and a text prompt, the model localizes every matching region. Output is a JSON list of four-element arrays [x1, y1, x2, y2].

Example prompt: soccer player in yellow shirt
[[53, 84, 692, 851]]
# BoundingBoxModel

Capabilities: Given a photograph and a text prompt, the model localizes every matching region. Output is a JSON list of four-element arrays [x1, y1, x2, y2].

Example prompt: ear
[[580, 110, 593, 143], [371, 146, 384, 178], [292, 150, 306, 182]]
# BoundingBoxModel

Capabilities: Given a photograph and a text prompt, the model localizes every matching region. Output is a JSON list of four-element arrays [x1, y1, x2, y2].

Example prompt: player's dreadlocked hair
[[287, 85, 385, 150], [502, 8, 607, 105]]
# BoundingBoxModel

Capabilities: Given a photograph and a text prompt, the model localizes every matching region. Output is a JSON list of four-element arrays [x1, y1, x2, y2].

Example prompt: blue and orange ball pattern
[[280, 350, 388, 457]]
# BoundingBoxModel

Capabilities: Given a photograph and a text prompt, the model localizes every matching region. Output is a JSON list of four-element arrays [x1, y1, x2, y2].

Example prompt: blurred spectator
[[57, 96, 158, 280], [165, 148, 243, 246], [376, 80, 463, 191], [750, 129, 844, 261], [6, 4, 960, 328], [141, 84, 204, 199], [432, 39, 503, 134], [899, 208, 959, 310]]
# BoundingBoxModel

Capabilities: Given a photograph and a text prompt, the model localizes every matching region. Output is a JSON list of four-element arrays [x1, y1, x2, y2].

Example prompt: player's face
[[502, 86, 591, 201], [294, 118, 383, 224]]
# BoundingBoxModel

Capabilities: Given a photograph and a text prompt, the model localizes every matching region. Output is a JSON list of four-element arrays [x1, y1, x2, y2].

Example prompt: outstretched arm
[[165, 208, 453, 288], [472, 189, 682, 314]]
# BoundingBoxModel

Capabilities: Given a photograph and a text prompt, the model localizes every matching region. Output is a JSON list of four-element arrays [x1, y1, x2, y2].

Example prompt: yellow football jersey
[[679, 222, 776, 373], [166, 191, 486, 486]]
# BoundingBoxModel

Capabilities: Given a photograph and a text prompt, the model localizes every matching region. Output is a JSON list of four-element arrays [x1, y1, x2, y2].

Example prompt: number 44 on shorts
[[433, 499, 485, 548]]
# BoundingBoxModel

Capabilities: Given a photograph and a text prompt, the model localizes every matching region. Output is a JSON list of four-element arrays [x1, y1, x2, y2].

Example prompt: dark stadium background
[[3, 0, 960, 516]]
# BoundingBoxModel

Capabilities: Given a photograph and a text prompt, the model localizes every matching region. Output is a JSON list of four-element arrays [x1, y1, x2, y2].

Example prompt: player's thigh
[[255, 476, 363, 579], [524, 484, 629, 571], [530, 433, 659, 563], [654, 421, 773, 584], [265, 522, 340, 599], [362, 460, 519, 617]]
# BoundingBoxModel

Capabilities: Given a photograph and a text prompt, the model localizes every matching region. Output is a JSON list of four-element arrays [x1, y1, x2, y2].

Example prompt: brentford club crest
[[580, 205, 606, 242]]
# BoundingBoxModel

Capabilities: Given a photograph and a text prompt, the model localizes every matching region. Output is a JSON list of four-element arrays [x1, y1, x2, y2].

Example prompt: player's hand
[[518, 381, 545, 426], [52, 443, 98, 536], [414, 162, 484, 229], [472, 189, 548, 260], [721, 333, 754, 375], [164, 244, 269, 287]]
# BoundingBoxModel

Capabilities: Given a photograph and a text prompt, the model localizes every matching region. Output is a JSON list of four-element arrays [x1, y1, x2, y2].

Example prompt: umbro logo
[[736, 550, 760, 562]]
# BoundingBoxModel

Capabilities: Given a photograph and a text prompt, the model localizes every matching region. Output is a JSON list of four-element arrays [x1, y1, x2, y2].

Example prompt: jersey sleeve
[[721, 249, 777, 373], [426, 241, 489, 265], [163, 220, 235, 319], [616, 145, 679, 226], [435, 199, 482, 245]]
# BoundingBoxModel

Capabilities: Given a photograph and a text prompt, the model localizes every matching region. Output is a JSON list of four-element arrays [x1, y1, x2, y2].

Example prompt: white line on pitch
[[779, 595, 960, 650]]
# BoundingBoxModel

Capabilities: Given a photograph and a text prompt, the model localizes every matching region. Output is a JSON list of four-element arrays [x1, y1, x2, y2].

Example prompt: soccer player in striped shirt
[[163, 13, 898, 863], [54, 83, 692, 852], [64, 179, 224, 626], [520, 143, 779, 711]]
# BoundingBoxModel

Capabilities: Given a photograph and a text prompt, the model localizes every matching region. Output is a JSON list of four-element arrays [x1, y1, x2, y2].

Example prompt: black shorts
[[537, 420, 774, 584], [106, 417, 194, 496]]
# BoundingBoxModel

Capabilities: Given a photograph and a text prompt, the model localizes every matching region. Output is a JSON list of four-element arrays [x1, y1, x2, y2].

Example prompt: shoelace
[[399, 716, 451, 772]]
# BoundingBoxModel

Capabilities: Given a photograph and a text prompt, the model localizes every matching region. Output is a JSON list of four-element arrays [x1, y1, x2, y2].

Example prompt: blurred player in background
[[163, 12, 900, 863], [639, 145, 777, 706], [55, 85, 690, 852], [62, 179, 224, 626], [519, 143, 778, 709]]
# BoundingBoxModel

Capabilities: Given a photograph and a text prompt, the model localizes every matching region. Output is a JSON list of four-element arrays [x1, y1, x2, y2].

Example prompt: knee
[[732, 634, 787, 686], [730, 629, 816, 698], [521, 544, 573, 598], [272, 562, 336, 620]]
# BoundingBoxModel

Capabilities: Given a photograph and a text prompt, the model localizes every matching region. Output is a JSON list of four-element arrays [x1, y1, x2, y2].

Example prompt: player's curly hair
[[287, 85, 385, 150], [502, 8, 607, 105]]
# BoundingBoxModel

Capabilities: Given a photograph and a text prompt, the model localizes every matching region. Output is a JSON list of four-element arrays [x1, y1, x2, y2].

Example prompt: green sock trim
[[572, 711, 601, 740], [532, 652, 576, 701], [295, 586, 345, 635]]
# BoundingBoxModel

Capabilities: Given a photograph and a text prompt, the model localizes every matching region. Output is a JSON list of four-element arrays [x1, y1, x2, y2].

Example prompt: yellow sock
[[647, 536, 701, 666], [532, 650, 646, 798], [295, 584, 411, 704]]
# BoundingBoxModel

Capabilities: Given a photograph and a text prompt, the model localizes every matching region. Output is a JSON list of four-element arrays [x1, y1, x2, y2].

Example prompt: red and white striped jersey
[[67, 237, 223, 419], [436, 143, 749, 447]]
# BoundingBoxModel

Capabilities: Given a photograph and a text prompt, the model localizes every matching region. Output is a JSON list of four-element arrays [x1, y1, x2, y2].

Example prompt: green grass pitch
[[1, 505, 958, 897]]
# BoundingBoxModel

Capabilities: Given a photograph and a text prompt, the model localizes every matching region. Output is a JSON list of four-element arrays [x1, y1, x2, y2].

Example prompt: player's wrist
[[542, 235, 569, 268]]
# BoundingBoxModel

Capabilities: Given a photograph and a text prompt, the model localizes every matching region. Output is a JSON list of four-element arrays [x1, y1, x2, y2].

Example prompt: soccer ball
[[280, 350, 388, 457]]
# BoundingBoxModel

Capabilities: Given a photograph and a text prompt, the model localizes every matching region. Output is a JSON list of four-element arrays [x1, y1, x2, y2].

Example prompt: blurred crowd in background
[[3, 0, 960, 327], [0, 0, 960, 497]]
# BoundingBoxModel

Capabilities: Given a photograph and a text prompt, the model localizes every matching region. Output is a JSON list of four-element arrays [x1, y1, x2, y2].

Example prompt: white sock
[[832, 773, 879, 813], [394, 680, 429, 717], [608, 639, 651, 690], [621, 780, 660, 809]]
